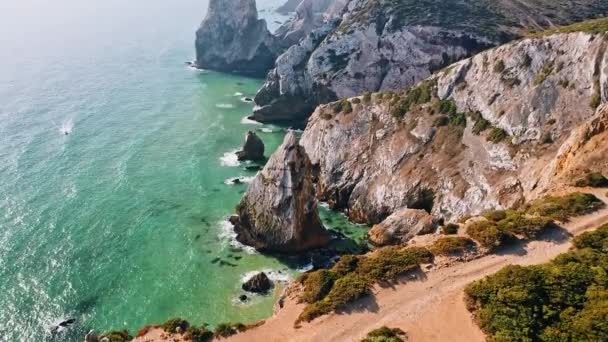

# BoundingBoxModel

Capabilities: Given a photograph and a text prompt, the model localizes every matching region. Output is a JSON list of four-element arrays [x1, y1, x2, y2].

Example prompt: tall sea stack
[[195, 0, 282, 77], [231, 131, 330, 253]]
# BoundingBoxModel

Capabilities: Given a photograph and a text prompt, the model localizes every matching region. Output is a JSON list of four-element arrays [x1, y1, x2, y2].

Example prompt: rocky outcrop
[[368, 209, 437, 246], [300, 31, 608, 224], [275, 0, 347, 46], [195, 0, 283, 77], [242, 272, 273, 293], [236, 131, 265, 161], [85, 331, 98, 342], [231, 131, 330, 253], [253, 0, 608, 123]]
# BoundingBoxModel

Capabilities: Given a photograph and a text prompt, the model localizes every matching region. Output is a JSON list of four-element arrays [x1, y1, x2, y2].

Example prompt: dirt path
[[225, 188, 608, 342]]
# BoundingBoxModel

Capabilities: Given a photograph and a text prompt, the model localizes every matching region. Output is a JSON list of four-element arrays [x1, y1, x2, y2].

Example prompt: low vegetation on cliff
[[465, 224, 608, 341], [466, 193, 603, 250], [296, 247, 433, 323], [361, 326, 407, 342]]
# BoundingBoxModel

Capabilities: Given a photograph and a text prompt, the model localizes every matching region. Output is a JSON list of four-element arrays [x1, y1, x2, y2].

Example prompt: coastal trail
[[225, 188, 608, 342]]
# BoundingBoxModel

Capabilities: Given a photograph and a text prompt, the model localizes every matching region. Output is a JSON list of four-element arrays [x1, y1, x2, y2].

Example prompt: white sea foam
[[224, 176, 256, 185], [234, 92, 244, 97], [240, 116, 263, 125], [260, 127, 274, 133], [220, 150, 240, 167], [218, 219, 257, 254], [240, 97, 253, 103], [216, 103, 235, 109], [56, 118, 73, 135], [241, 268, 291, 284]]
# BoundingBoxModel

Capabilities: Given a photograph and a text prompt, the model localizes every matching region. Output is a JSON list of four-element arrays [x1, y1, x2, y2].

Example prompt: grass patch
[[299, 269, 336, 304], [389, 80, 435, 119], [430, 237, 477, 256], [361, 326, 407, 342], [529, 17, 608, 37], [575, 172, 608, 187], [525, 192, 604, 221], [465, 224, 608, 341]]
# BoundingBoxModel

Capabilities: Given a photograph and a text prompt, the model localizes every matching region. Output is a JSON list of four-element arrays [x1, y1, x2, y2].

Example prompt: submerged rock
[[231, 131, 330, 253], [242, 272, 273, 293], [236, 131, 265, 161], [368, 209, 437, 246], [195, 0, 283, 77]]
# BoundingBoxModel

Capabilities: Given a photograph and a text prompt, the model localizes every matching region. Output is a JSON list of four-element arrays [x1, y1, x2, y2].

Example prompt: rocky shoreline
[[88, 1, 608, 340]]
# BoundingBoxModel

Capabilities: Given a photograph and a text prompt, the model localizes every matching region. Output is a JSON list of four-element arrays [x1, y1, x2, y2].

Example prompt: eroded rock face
[[254, 0, 608, 123], [368, 208, 437, 246], [236, 131, 265, 161], [242, 272, 273, 293], [300, 32, 608, 223], [232, 131, 330, 253], [195, 0, 283, 77]]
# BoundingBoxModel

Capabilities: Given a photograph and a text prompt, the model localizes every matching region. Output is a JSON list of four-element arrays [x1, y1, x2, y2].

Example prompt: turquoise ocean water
[[0, 1, 366, 341]]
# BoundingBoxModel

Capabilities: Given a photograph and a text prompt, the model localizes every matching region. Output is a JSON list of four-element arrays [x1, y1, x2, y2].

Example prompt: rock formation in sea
[[231, 131, 330, 253], [242, 272, 273, 293], [195, 0, 283, 77], [368, 208, 437, 246], [300, 30, 608, 234], [236, 131, 265, 161], [253, 0, 608, 123]]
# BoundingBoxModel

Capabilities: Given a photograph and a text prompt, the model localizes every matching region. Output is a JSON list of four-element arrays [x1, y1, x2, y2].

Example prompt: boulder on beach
[[242, 272, 272, 293], [368, 208, 437, 246], [236, 131, 265, 161]]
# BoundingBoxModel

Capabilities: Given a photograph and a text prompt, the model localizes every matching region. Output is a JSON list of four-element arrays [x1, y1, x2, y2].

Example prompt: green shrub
[[430, 237, 477, 256], [433, 115, 449, 127], [297, 247, 432, 323], [464, 224, 608, 341], [487, 127, 508, 143], [572, 224, 608, 250], [493, 60, 505, 73], [495, 211, 552, 239], [525, 193, 604, 221], [362, 92, 372, 104], [361, 326, 407, 342], [331, 98, 352, 114], [575, 172, 608, 188], [98, 331, 133, 342], [331, 254, 360, 276], [299, 270, 336, 304], [185, 326, 214, 342], [161, 318, 189, 333], [438, 99, 457, 116], [466, 220, 512, 250], [590, 91, 602, 109], [449, 112, 466, 127], [482, 210, 507, 222], [357, 247, 432, 282], [534, 61, 554, 86], [443, 223, 459, 235], [214, 323, 246, 338], [470, 111, 491, 134]]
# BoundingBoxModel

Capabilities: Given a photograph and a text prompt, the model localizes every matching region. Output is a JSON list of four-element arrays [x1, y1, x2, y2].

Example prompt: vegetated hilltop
[[252, 0, 608, 123]]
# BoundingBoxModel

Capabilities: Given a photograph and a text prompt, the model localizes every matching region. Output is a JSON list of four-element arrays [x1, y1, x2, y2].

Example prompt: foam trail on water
[[216, 103, 235, 109], [220, 150, 240, 167], [218, 219, 257, 254], [241, 116, 263, 125]]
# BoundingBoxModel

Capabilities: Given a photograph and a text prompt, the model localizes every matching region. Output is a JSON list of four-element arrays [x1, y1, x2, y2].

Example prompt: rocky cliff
[[195, 0, 283, 77], [231, 131, 330, 253], [254, 0, 608, 123], [300, 30, 608, 227]]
